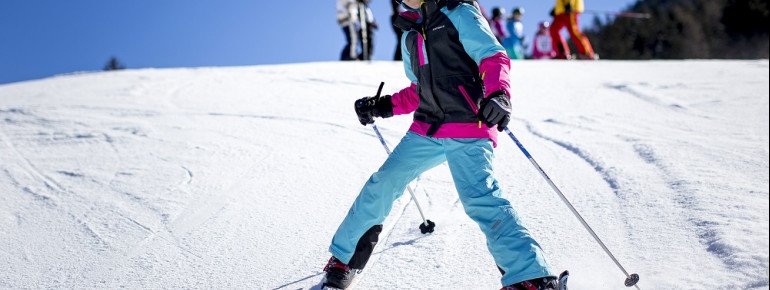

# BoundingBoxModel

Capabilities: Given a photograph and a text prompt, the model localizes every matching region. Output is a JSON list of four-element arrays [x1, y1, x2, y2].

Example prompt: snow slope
[[0, 60, 768, 290]]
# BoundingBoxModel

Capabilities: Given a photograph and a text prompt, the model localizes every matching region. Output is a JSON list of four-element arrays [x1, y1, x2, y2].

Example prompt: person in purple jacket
[[321, 0, 560, 289], [490, 7, 509, 44]]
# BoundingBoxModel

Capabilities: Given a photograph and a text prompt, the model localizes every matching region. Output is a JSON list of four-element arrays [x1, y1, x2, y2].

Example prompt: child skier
[[322, 0, 559, 289], [532, 22, 557, 60], [490, 7, 509, 44], [503, 7, 526, 60]]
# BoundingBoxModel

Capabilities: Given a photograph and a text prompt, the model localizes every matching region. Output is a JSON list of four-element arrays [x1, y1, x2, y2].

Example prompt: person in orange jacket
[[549, 0, 596, 60]]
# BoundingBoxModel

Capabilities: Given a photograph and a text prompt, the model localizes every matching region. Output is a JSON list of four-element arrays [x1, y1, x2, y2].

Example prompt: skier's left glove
[[478, 91, 511, 132], [354, 95, 394, 126]]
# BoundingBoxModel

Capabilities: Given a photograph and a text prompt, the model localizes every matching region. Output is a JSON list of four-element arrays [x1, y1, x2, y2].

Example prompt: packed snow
[[0, 60, 768, 289]]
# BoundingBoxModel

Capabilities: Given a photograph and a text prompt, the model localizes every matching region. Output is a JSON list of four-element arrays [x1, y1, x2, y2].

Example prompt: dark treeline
[[584, 0, 768, 59]]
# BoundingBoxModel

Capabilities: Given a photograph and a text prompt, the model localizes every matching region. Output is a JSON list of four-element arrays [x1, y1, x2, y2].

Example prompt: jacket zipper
[[460, 84, 484, 128], [420, 4, 446, 132], [458, 85, 478, 113]]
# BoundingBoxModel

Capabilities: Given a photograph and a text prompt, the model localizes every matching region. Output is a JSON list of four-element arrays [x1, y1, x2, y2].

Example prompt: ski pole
[[503, 128, 641, 288], [367, 82, 435, 234], [372, 124, 435, 234], [358, 1, 370, 61], [583, 10, 651, 19]]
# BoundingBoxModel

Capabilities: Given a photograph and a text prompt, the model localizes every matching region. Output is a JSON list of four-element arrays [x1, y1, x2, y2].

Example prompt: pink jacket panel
[[479, 52, 512, 98], [391, 83, 420, 115], [409, 121, 499, 147]]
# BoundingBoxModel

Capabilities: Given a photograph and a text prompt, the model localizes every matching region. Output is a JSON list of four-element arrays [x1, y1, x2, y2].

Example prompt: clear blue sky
[[0, 0, 636, 84]]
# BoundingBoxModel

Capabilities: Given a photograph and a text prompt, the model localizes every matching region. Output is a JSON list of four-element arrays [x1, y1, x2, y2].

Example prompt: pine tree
[[104, 57, 126, 71]]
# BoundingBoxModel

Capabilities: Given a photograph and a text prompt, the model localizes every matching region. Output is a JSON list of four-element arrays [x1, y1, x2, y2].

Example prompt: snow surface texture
[[0, 61, 768, 290]]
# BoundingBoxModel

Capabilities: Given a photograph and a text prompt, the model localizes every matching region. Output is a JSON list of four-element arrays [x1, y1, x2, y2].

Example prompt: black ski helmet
[[492, 7, 506, 18]]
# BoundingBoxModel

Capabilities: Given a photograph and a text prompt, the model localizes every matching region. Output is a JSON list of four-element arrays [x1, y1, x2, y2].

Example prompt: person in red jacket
[[550, 0, 596, 60]]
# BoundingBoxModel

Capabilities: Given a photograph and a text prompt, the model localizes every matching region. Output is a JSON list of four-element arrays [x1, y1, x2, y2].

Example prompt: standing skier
[[502, 7, 526, 60], [549, 0, 595, 60], [490, 7, 508, 44], [532, 22, 557, 60], [321, 0, 558, 289], [337, 0, 376, 61], [337, 0, 360, 61]]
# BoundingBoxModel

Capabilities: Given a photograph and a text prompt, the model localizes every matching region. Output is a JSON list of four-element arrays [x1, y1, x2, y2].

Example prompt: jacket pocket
[[458, 85, 479, 114]]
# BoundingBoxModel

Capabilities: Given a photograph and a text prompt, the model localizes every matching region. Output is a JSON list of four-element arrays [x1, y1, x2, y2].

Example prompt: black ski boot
[[321, 225, 383, 289], [501, 271, 569, 290], [322, 257, 358, 289]]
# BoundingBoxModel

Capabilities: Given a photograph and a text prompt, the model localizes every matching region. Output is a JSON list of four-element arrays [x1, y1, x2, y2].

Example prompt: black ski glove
[[355, 95, 394, 126], [478, 91, 511, 132], [565, 3, 573, 13]]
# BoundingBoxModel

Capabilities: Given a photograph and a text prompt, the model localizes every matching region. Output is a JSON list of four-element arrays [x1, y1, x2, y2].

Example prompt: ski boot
[[501, 271, 569, 290], [321, 257, 359, 289]]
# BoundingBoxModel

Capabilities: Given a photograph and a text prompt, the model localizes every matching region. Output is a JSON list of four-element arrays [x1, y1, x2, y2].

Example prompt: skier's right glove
[[354, 95, 394, 126], [565, 3, 573, 13], [478, 91, 511, 132]]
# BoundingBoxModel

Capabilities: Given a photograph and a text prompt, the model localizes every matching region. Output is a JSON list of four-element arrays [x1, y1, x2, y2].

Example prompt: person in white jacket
[[337, 0, 377, 60]]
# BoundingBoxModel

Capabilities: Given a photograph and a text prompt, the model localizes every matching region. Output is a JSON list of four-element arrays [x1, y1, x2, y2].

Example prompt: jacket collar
[[394, 10, 422, 31], [395, 0, 466, 31]]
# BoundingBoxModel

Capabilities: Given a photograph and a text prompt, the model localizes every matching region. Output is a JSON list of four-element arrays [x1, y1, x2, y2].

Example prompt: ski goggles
[[393, 0, 422, 12]]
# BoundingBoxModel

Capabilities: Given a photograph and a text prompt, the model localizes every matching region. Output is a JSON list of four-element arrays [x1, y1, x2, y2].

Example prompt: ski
[[558, 270, 570, 290], [317, 270, 570, 289]]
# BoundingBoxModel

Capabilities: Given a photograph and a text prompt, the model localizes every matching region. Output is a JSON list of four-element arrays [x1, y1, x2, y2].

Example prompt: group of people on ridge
[[480, 0, 597, 60], [336, 0, 596, 61]]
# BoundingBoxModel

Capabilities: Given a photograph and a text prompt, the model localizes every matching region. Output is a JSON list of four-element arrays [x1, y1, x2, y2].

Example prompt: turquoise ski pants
[[329, 132, 554, 286]]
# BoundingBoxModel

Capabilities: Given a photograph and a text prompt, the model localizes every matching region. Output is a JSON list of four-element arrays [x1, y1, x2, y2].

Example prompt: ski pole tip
[[624, 273, 640, 287], [419, 219, 436, 234]]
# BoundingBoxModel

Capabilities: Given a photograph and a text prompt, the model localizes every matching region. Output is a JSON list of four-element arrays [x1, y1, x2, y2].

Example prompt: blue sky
[[0, 0, 636, 84]]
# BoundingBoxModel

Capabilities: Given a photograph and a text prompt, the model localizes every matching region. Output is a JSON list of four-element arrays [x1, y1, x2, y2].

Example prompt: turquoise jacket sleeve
[[401, 33, 419, 84], [444, 4, 506, 65]]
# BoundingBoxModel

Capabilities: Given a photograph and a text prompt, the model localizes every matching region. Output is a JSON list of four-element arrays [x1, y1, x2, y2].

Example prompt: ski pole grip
[[375, 82, 384, 99]]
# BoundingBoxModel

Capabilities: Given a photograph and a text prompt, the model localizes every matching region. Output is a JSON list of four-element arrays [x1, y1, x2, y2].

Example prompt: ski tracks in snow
[[519, 115, 764, 288], [0, 110, 115, 254]]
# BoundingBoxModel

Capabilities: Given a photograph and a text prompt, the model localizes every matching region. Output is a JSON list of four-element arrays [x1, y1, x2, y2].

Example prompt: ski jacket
[[554, 0, 584, 15], [491, 18, 509, 43], [532, 32, 556, 59], [336, 0, 359, 27], [390, 1, 511, 146], [502, 20, 524, 48]]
